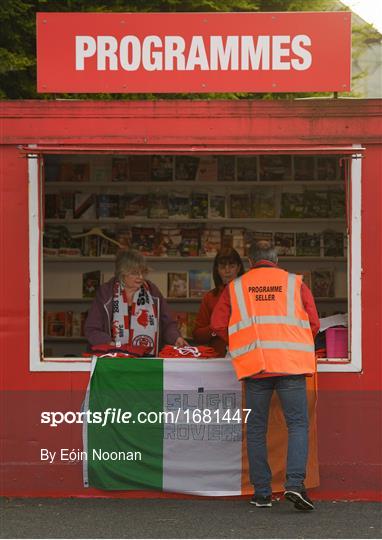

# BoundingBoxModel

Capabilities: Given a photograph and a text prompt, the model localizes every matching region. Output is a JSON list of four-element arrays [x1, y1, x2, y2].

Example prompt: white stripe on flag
[[162, 359, 243, 496]]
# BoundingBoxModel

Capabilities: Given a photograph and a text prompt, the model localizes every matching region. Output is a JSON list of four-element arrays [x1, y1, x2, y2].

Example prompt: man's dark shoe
[[250, 494, 272, 507], [284, 490, 314, 511]]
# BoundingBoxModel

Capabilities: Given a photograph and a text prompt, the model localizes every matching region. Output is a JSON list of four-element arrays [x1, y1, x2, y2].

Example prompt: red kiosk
[[0, 12, 381, 500]]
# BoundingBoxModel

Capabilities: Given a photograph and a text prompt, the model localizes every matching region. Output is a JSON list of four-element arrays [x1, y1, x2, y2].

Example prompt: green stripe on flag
[[87, 358, 164, 490]]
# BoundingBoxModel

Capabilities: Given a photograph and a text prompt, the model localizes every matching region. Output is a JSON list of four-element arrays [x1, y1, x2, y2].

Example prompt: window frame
[[28, 145, 363, 373]]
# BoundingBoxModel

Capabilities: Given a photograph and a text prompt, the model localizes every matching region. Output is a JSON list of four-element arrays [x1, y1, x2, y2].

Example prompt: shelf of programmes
[[44, 256, 347, 263], [45, 218, 346, 225], [44, 297, 348, 304], [45, 180, 345, 189]]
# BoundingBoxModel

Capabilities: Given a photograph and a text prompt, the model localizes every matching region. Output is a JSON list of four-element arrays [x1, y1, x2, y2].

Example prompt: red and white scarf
[[159, 345, 218, 358], [111, 280, 159, 356]]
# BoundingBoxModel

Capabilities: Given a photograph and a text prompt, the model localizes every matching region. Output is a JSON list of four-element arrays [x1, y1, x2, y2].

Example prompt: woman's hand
[[174, 336, 188, 348]]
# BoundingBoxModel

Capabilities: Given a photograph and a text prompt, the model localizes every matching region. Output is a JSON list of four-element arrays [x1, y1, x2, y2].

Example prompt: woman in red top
[[193, 247, 244, 357]]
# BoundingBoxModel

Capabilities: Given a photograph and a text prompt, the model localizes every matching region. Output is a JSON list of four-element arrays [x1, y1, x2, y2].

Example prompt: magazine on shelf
[[65, 312, 75, 337], [294, 156, 315, 181], [43, 226, 68, 254], [179, 227, 200, 256], [70, 311, 87, 337], [60, 162, 90, 183], [230, 193, 251, 218], [45, 193, 74, 219], [317, 156, 338, 181], [311, 270, 335, 298], [129, 155, 151, 182], [222, 228, 245, 256], [99, 229, 119, 256], [189, 270, 212, 298], [296, 233, 321, 257], [157, 226, 182, 256], [82, 233, 99, 257], [251, 189, 276, 218], [97, 194, 120, 219], [148, 194, 169, 219], [323, 231, 344, 257], [175, 156, 199, 181], [167, 272, 188, 298], [131, 227, 157, 255], [115, 229, 131, 249], [260, 155, 291, 181], [168, 193, 190, 219], [112, 157, 129, 182], [217, 156, 235, 182], [208, 194, 226, 219], [73, 193, 97, 220], [119, 194, 148, 218], [304, 190, 330, 218], [190, 193, 208, 219], [59, 192, 75, 219], [329, 190, 346, 217], [45, 312, 67, 337], [82, 270, 102, 298], [237, 156, 258, 182], [274, 232, 296, 256], [280, 192, 305, 219], [91, 156, 112, 183], [196, 156, 218, 182], [151, 155, 173, 182], [200, 228, 222, 257]]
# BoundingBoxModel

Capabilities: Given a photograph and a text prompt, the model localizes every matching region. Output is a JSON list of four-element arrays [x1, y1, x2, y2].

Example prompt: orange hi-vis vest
[[228, 267, 316, 380]]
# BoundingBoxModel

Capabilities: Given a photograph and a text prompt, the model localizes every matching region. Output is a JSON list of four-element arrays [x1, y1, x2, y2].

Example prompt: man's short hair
[[248, 241, 278, 264]]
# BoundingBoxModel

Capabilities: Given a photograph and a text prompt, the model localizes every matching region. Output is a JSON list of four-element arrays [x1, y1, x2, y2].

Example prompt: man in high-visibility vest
[[211, 241, 320, 511]]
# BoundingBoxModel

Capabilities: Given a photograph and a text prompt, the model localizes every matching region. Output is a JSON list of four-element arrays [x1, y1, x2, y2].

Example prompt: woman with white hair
[[85, 249, 187, 355]]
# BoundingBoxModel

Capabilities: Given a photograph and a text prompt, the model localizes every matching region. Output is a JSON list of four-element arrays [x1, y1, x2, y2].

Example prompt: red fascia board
[[22, 145, 364, 155]]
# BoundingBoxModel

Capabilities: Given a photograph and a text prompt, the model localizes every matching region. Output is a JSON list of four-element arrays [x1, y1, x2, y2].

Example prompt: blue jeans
[[245, 375, 309, 497]]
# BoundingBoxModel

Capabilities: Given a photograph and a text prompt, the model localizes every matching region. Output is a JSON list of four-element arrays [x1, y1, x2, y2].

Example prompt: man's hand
[[174, 336, 188, 347]]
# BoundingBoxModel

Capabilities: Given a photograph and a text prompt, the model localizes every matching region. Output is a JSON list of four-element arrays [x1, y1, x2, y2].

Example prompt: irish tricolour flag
[[83, 357, 319, 495]]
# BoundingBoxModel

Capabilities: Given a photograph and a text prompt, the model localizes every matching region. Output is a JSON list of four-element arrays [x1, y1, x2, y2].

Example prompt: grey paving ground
[[0, 498, 381, 539]]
